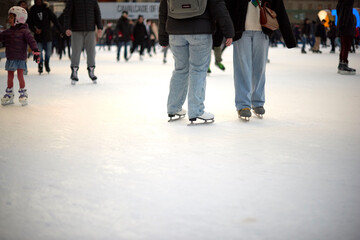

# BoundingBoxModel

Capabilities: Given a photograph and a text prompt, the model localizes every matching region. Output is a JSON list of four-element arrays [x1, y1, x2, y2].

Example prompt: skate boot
[[87, 66, 97, 83], [70, 66, 79, 85], [18, 88, 28, 106], [188, 112, 214, 125], [252, 106, 265, 118], [301, 49, 307, 54], [38, 62, 43, 74], [168, 109, 186, 122], [215, 61, 225, 71], [338, 61, 356, 75], [238, 108, 251, 121], [1, 88, 14, 106], [45, 61, 50, 73]]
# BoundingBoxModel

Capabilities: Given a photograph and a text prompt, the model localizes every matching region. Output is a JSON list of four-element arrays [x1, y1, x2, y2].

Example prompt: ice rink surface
[[0, 45, 360, 240]]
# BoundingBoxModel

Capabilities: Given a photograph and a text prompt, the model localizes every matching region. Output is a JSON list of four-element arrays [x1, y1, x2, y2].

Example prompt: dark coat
[[0, 24, 38, 60], [63, 0, 103, 32], [315, 22, 326, 38], [158, 0, 235, 46], [115, 16, 131, 42], [225, 0, 296, 48], [302, 19, 311, 37], [132, 22, 148, 43], [336, 0, 355, 37], [28, 1, 63, 42]]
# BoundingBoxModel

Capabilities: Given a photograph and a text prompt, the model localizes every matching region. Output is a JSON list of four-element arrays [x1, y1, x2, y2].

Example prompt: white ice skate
[[18, 88, 28, 106], [188, 112, 214, 126], [1, 88, 14, 106], [168, 109, 186, 122]]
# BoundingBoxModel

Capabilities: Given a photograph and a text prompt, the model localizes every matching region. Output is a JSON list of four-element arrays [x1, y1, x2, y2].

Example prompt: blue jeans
[[37, 42, 52, 64], [167, 34, 212, 119], [233, 31, 269, 110], [117, 41, 129, 60]]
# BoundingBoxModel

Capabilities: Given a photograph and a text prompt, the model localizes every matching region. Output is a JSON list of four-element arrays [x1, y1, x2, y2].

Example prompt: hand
[[66, 29, 72, 37], [33, 50, 40, 63], [97, 29, 102, 38], [35, 28, 41, 34], [225, 38, 233, 47]]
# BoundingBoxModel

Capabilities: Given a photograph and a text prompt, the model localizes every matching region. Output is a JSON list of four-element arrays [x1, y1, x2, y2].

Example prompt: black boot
[[338, 61, 356, 75], [70, 66, 79, 83], [45, 61, 50, 73], [38, 62, 43, 74], [87, 66, 97, 82]]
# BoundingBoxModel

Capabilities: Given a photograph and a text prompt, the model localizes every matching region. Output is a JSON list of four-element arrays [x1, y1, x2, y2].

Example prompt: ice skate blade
[[19, 100, 28, 106], [239, 116, 250, 121], [168, 114, 185, 122], [337, 70, 356, 75], [71, 80, 77, 85], [187, 119, 214, 126], [252, 111, 264, 119], [1, 100, 14, 106]]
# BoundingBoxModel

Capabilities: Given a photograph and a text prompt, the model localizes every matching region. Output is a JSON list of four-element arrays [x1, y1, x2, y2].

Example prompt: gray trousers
[[71, 31, 96, 67]]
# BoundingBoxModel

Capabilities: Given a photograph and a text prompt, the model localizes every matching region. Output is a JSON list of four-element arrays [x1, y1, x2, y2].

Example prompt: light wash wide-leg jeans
[[167, 34, 212, 119], [233, 31, 269, 111]]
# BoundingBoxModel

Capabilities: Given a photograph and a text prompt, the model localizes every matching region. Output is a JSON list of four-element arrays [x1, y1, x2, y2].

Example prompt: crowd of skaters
[[0, 0, 357, 124]]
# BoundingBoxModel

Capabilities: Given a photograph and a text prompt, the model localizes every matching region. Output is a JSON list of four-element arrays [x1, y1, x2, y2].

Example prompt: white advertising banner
[[99, 2, 160, 20]]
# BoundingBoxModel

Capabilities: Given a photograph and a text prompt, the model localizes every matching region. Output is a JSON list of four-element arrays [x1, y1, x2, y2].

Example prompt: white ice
[[0, 45, 360, 240]]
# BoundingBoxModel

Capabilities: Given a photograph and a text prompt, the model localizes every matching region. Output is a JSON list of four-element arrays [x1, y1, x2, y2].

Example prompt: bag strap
[[255, 0, 262, 9]]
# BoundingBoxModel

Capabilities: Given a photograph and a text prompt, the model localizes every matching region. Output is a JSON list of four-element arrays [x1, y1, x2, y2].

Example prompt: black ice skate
[[238, 108, 251, 121], [168, 109, 186, 122], [70, 66, 79, 85], [38, 62, 43, 75], [338, 62, 356, 75], [252, 106, 265, 119], [87, 66, 97, 83], [188, 112, 214, 126], [45, 61, 50, 73]]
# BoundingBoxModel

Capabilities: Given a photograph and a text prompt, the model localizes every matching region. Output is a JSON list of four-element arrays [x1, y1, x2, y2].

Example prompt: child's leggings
[[7, 69, 25, 89]]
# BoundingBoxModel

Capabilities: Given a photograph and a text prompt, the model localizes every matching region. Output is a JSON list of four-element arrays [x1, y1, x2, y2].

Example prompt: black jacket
[[158, 0, 234, 46], [315, 22, 326, 38], [63, 0, 103, 32], [28, 1, 62, 42], [336, 0, 355, 37], [225, 0, 296, 48], [132, 22, 148, 43], [115, 16, 132, 42]]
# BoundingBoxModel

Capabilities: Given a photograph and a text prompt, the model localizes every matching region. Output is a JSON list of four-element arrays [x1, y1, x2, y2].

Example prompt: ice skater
[[28, 0, 63, 74], [226, 0, 296, 121], [63, 0, 103, 85], [159, 0, 234, 125], [0, 6, 40, 106], [336, 0, 356, 75]]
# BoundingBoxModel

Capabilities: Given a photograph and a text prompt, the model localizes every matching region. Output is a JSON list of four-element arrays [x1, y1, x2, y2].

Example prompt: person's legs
[[71, 32, 84, 67], [233, 31, 253, 111], [7, 71, 15, 89], [251, 31, 269, 108], [340, 36, 352, 63], [167, 35, 189, 115], [17, 69, 25, 89], [187, 34, 212, 119], [84, 31, 96, 67], [123, 41, 128, 59], [117, 41, 123, 61], [44, 41, 52, 72]]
